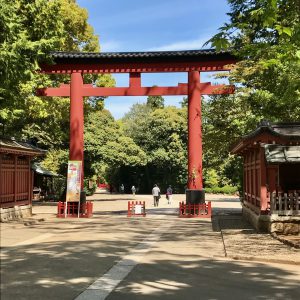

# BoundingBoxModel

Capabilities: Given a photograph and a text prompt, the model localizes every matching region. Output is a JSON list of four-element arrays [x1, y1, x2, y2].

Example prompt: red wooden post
[[260, 148, 268, 211], [14, 155, 17, 206], [207, 201, 212, 217], [188, 71, 203, 190], [268, 166, 278, 194], [129, 72, 141, 87], [70, 72, 84, 189]]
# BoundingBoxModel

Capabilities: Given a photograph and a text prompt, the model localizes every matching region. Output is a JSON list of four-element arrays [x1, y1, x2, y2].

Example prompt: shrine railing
[[270, 192, 300, 216], [179, 201, 211, 218], [57, 201, 93, 218]]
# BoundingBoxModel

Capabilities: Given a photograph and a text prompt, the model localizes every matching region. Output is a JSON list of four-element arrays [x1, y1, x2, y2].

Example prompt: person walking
[[120, 184, 124, 194], [131, 185, 136, 197], [166, 185, 173, 204], [152, 184, 160, 207]]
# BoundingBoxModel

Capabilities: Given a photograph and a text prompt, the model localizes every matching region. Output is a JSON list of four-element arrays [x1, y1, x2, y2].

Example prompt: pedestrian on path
[[152, 184, 160, 207], [166, 185, 173, 204], [120, 184, 124, 194], [131, 185, 136, 197]]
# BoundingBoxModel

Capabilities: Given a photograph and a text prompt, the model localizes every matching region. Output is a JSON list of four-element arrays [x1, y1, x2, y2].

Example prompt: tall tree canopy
[[199, 0, 300, 192], [206, 0, 300, 121], [0, 0, 114, 145], [121, 101, 188, 192]]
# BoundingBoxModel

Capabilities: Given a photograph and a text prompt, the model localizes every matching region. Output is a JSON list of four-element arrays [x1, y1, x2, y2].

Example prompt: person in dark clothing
[[166, 185, 173, 204]]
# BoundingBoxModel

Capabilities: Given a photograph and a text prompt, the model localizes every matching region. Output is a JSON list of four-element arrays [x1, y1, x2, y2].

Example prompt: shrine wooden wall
[[0, 154, 32, 208]]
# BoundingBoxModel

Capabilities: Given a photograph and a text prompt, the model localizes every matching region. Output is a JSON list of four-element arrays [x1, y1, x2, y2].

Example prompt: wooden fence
[[179, 201, 211, 218], [270, 192, 299, 216], [57, 201, 93, 218]]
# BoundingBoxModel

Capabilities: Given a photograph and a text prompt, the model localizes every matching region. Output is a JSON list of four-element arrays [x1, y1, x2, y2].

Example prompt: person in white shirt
[[152, 184, 160, 207], [131, 185, 136, 197]]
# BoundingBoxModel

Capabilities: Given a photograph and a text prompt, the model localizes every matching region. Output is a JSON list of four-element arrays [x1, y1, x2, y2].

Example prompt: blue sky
[[77, 0, 230, 119]]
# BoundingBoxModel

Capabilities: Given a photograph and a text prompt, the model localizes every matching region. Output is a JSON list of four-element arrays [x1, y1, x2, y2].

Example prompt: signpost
[[66, 161, 82, 218]]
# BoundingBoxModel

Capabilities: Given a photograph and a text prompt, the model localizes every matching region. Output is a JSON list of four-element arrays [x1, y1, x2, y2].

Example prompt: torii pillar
[[187, 71, 204, 203], [70, 72, 84, 189]]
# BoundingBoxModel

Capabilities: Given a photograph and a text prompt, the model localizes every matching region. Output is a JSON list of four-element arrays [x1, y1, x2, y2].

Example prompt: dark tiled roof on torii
[[52, 49, 232, 59], [41, 49, 237, 74]]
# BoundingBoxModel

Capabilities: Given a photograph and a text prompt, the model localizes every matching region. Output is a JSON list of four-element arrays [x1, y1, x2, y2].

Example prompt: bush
[[204, 169, 219, 188], [205, 185, 238, 195], [50, 176, 66, 201], [84, 179, 97, 196]]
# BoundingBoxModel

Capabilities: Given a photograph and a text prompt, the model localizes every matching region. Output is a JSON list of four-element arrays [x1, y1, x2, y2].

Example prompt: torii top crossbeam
[[38, 49, 237, 196], [40, 49, 236, 74]]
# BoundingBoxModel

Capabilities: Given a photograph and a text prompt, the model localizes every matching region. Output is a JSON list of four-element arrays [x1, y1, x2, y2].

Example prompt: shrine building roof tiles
[[231, 121, 300, 155], [0, 137, 46, 156]]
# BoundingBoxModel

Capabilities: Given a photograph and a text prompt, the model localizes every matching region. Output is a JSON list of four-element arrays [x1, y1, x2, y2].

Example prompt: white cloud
[[147, 37, 212, 51], [100, 40, 122, 52]]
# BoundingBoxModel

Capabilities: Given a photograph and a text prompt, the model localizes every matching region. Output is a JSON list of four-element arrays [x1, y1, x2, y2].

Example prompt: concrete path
[[1, 193, 299, 300]]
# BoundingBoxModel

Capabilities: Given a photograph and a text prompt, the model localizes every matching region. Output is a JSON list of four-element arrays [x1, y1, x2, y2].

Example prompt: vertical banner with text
[[66, 161, 82, 202]]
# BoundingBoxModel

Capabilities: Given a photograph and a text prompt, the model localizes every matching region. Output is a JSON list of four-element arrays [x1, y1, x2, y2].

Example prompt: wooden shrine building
[[0, 137, 45, 221], [231, 121, 300, 233]]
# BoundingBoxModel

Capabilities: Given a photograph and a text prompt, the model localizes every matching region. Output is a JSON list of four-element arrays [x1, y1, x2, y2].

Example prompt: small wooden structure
[[32, 162, 59, 200], [0, 137, 45, 221], [231, 121, 300, 233]]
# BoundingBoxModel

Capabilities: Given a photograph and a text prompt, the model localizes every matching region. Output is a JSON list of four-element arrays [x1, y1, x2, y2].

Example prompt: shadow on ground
[[1, 217, 300, 300], [107, 255, 300, 300]]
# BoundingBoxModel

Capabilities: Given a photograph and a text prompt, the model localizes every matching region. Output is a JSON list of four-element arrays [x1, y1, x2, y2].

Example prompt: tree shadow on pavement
[[1, 215, 299, 300], [108, 254, 300, 300]]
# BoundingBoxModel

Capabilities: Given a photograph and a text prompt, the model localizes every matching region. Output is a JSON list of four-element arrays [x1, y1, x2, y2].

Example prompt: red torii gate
[[38, 49, 237, 201]]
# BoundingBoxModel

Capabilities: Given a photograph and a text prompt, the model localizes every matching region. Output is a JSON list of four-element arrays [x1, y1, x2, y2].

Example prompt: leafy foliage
[[84, 109, 147, 182], [146, 95, 165, 110], [201, 0, 300, 194], [206, 0, 300, 122], [121, 102, 189, 192]]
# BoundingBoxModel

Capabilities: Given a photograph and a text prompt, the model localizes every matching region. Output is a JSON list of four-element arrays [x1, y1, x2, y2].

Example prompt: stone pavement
[[1, 193, 299, 300]]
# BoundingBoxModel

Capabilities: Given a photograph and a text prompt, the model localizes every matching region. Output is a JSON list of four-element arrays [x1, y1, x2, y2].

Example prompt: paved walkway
[[1, 193, 299, 299]]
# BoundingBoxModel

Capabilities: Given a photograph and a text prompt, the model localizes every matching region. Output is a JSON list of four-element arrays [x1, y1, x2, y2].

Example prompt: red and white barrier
[[127, 201, 146, 217]]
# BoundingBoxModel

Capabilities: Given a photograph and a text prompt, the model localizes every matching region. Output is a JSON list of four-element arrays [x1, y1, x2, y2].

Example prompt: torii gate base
[[186, 189, 205, 204]]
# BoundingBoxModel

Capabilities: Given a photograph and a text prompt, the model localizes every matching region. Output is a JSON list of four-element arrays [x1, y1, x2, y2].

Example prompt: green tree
[[84, 109, 147, 184], [199, 0, 300, 192], [0, 0, 64, 136], [0, 0, 114, 145], [146, 95, 165, 110], [206, 0, 300, 121], [122, 104, 188, 192]]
